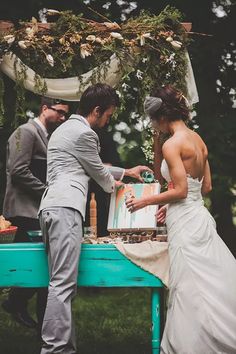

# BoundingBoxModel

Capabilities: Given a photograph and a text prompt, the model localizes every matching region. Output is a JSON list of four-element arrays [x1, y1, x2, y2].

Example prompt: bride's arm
[[126, 140, 188, 212], [201, 160, 212, 196]]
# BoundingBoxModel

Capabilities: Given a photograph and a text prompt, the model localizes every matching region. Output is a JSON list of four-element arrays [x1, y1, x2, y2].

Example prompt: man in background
[[2, 97, 69, 333]]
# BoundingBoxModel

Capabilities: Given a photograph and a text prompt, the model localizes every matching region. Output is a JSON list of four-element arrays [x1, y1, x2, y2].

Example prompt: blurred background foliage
[[0, 0, 235, 256]]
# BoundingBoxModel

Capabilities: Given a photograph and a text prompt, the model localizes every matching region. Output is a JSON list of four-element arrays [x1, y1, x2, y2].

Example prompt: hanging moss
[[0, 7, 188, 91], [0, 5, 190, 158]]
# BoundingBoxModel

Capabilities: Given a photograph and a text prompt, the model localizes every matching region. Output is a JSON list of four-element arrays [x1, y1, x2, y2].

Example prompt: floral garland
[[0, 6, 189, 162]]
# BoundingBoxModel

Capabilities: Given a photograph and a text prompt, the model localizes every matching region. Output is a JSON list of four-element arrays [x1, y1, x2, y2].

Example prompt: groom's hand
[[115, 180, 124, 189], [124, 165, 153, 182]]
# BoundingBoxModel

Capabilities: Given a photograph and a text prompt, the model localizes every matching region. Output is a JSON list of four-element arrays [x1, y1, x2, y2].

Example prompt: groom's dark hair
[[77, 83, 120, 117]]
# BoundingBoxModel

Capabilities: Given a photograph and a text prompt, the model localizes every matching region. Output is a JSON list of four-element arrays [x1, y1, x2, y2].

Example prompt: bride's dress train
[[160, 159, 236, 354]]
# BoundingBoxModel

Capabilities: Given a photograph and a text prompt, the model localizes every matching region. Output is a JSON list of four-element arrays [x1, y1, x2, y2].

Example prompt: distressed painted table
[[0, 243, 164, 354]]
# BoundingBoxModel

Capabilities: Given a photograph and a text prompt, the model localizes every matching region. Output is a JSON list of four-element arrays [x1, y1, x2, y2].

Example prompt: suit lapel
[[69, 115, 101, 152], [30, 120, 48, 148]]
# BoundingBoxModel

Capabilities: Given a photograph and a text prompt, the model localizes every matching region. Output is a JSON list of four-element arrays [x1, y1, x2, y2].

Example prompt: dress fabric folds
[[160, 159, 236, 354]]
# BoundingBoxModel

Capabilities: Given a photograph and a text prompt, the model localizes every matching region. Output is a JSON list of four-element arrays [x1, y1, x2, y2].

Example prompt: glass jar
[[141, 171, 155, 183]]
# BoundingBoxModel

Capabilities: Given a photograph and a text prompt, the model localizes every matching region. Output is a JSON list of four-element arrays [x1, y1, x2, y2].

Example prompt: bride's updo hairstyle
[[144, 85, 190, 122]]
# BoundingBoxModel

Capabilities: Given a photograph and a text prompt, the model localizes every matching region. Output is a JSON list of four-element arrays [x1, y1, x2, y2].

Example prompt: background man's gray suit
[[39, 115, 124, 353], [4, 119, 47, 220], [3, 119, 48, 329]]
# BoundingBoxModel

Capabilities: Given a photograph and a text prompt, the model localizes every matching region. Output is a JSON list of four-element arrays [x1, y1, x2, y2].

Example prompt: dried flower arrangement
[[0, 6, 190, 162]]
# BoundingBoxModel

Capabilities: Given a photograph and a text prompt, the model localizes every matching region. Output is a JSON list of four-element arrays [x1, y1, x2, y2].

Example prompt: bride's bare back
[[162, 126, 212, 196], [176, 129, 207, 180]]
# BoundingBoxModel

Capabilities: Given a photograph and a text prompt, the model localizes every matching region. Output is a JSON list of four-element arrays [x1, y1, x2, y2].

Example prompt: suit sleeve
[[75, 130, 121, 193], [107, 165, 125, 180], [9, 126, 46, 198]]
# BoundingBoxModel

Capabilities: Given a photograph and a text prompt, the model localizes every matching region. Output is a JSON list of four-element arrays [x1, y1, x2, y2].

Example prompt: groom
[[39, 83, 151, 353]]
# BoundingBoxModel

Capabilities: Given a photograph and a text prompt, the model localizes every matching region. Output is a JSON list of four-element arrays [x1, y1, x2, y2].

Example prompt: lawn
[[0, 288, 157, 354]]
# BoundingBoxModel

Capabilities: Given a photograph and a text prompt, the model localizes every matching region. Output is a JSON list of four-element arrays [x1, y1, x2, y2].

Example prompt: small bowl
[[0, 226, 18, 243], [27, 230, 43, 243]]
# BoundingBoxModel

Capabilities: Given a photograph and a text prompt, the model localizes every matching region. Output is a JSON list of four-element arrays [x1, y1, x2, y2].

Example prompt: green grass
[[0, 288, 153, 354]]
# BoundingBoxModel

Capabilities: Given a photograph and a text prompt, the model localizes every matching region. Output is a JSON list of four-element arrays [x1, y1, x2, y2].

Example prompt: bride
[[126, 85, 236, 353]]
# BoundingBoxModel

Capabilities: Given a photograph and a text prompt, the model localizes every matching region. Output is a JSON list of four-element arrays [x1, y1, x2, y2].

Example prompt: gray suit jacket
[[39, 115, 124, 219], [3, 119, 48, 219]]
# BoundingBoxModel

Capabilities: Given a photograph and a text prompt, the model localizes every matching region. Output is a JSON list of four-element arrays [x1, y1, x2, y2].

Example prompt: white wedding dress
[[160, 159, 236, 354]]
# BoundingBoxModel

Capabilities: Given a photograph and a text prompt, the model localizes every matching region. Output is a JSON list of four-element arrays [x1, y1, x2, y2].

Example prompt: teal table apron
[[0, 243, 164, 354]]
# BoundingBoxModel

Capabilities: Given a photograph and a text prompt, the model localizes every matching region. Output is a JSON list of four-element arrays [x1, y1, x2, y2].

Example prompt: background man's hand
[[125, 165, 153, 182], [156, 205, 168, 224]]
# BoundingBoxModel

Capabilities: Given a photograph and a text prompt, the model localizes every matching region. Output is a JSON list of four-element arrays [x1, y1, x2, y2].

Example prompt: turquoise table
[[0, 243, 164, 353]]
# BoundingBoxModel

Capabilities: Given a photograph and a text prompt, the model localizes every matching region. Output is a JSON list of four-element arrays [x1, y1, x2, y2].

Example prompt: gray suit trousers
[[39, 207, 83, 354]]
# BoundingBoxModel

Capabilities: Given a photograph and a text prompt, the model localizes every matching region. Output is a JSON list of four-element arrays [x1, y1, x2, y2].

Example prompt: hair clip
[[144, 96, 162, 116], [181, 94, 190, 107]]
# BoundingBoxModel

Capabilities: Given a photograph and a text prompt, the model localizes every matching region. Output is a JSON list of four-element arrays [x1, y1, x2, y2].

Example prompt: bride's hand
[[156, 205, 168, 224], [125, 197, 147, 213]]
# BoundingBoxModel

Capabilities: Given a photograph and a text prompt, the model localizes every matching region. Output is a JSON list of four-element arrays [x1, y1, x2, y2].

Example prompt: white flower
[[143, 33, 151, 38], [86, 35, 96, 42], [171, 40, 182, 50], [103, 2, 111, 10], [130, 112, 139, 119], [104, 22, 121, 30], [95, 37, 103, 44], [3, 35, 15, 44], [142, 57, 148, 63], [141, 141, 154, 164], [46, 54, 54, 67], [110, 32, 123, 40], [121, 83, 129, 92], [116, 90, 122, 98], [26, 110, 35, 119], [165, 53, 177, 69], [46, 9, 61, 16], [25, 27, 35, 38], [18, 40, 28, 49], [59, 37, 66, 45], [136, 69, 143, 80], [139, 33, 151, 46], [140, 36, 145, 46], [38, 8, 47, 23], [31, 16, 38, 24], [80, 44, 93, 59], [166, 36, 173, 42]]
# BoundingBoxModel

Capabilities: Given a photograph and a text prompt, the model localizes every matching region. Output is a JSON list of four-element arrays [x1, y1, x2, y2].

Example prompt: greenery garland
[[0, 6, 190, 162]]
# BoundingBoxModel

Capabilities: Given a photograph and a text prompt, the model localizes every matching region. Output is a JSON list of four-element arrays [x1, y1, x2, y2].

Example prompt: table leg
[[151, 288, 161, 354]]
